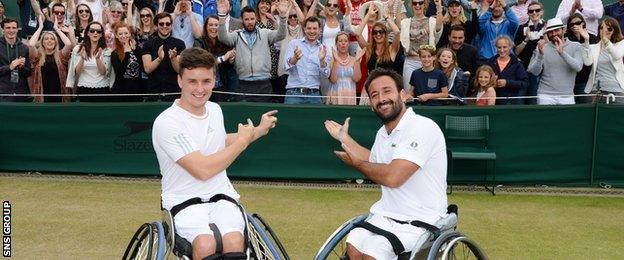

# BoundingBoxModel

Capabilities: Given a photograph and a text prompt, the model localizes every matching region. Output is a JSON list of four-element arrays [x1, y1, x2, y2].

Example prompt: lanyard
[[6, 42, 19, 62]]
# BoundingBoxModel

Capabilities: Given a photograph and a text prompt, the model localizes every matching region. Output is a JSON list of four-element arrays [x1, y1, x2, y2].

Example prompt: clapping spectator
[[527, 18, 589, 105], [565, 13, 598, 104], [327, 32, 364, 105], [27, 15, 75, 102], [111, 21, 144, 101], [66, 21, 113, 102], [510, 0, 535, 25], [194, 15, 236, 102], [0, 18, 32, 102], [142, 12, 185, 101], [585, 18, 624, 103], [514, 1, 544, 104], [218, 5, 287, 103], [277, 0, 305, 103]]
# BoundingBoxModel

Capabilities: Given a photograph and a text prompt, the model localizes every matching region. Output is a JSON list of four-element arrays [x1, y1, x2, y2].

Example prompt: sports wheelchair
[[314, 205, 487, 260], [122, 194, 290, 260]]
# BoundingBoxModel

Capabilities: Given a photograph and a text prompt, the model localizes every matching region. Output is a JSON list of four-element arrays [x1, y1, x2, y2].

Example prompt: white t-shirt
[[369, 108, 448, 225], [152, 100, 240, 210]]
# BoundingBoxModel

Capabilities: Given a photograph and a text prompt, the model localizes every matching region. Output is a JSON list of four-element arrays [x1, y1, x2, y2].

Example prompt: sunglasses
[[605, 27, 614, 32], [288, 14, 297, 19], [78, 9, 91, 14], [140, 14, 152, 18], [570, 21, 584, 26], [111, 10, 123, 14], [122, 2, 128, 6], [528, 8, 541, 14], [412, 1, 425, 6], [326, 3, 339, 7], [159, 22, 172, 27], [372, 30, 386, 36], [54, 11, 65, 15], [89, 29, 103, 34]]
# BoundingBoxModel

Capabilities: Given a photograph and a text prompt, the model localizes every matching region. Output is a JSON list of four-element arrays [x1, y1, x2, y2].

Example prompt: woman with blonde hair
[[584, 18, 624, 103], [135, 7, 155, 49], [474, 65, 497, 106], [27, 15, 76, 102]]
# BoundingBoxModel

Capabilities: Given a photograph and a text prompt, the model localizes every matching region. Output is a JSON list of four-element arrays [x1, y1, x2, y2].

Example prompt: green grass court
[[2, 175, 624, 259]]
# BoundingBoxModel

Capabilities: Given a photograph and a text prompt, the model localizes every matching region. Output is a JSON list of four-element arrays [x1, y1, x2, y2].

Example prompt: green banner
[[0, 102, 622, 186]]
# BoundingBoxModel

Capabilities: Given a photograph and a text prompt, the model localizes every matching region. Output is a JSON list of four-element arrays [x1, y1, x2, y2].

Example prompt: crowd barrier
[[0, 101, 622, 187]]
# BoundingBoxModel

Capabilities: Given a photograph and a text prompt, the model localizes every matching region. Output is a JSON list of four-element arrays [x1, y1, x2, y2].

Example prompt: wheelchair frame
[[122, 208, 290, 260], [314, 207, 487, 260]]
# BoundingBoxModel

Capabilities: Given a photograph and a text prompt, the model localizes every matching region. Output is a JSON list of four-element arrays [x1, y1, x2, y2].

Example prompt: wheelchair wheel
[[122, 222, 168, 260], [247, 213, 285, 260], [250, 213, 290, 260], [426, 231, 487, 260], [314, 215, 368, 260]]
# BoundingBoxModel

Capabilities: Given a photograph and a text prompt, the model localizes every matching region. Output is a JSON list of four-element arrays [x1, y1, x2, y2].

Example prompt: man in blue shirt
[[478, 0, 519, 60], [605, 0, 624, 33], [283, 16, 330, 105]]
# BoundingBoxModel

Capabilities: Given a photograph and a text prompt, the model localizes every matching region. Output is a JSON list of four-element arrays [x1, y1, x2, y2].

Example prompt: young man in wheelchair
[[152, 47, 278, 260], [324, 69, 449, 259]]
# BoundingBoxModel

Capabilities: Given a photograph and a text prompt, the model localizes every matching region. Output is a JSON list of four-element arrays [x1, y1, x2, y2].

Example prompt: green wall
[[0, 102, 622, 187]]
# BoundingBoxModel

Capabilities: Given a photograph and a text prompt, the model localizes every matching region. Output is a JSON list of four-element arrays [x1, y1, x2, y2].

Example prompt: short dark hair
[[304, 16, 320, 27], [364, 68, 404, 94], [178, 47, 217, 77], [241, 6, 255, 16], [449, 24, 466, 34], [153, 12, 172, 26], [52, 3, 65, 11], [1, 17, 18, 29]]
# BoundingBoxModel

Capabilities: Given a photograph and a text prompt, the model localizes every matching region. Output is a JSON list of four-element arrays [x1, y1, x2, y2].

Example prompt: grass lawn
[[2, 176, 624, 259]]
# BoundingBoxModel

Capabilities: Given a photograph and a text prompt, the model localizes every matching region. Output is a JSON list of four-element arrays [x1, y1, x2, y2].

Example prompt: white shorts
[[537, 94, 575, 105], [174, 200, 245, 243], [345, 214, 427, 260]]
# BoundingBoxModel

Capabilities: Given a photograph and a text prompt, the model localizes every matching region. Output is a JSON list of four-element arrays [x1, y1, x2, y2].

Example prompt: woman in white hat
[[584, 18, 624, 103]]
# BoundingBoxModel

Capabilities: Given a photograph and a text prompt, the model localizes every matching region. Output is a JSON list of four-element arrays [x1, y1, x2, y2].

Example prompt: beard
[[244, 24, 256, 32], [547, 33, 562, 42], [373, 99, 403, 124]]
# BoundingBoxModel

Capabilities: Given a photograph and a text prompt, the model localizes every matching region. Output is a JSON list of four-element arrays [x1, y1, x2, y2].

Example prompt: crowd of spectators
[[0, 0, 623, 105]]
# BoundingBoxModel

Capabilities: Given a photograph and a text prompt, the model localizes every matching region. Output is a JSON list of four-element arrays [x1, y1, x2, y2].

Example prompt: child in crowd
[[409, 44, 448, 106], [475, 65, 497, 106]]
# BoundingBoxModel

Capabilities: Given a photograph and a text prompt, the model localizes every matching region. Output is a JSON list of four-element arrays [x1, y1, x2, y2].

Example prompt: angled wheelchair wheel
[[247, 213, 288, 260], [426, 231, 487, 260], [122, 222, 168, 260], [314, 214, 368, 260]]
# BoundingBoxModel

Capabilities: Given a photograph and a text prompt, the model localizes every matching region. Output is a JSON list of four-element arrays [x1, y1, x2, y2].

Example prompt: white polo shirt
[[369, 108, 448, 225], [152, 100, 239, 210]]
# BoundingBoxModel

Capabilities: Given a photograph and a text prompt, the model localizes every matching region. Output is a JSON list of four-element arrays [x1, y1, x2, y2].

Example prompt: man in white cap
[[527, 17, 590, 105]]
